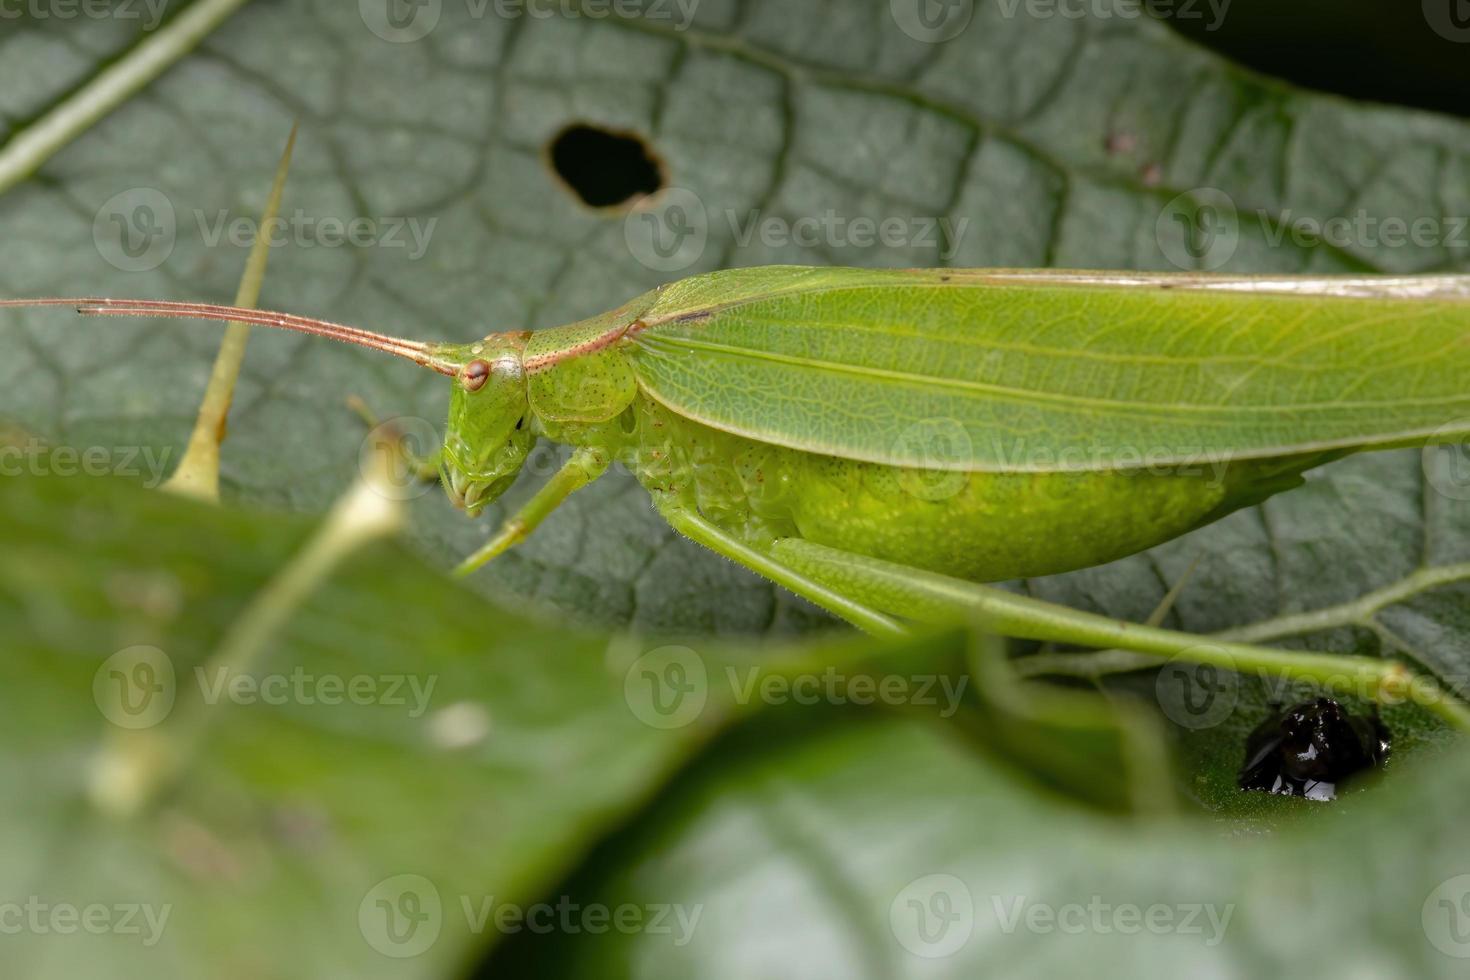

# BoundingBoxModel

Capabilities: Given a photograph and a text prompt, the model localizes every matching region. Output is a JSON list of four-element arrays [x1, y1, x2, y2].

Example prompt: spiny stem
[[90, 456, 407, 817], [163, 122, 297, 503], [0, 0, 252, 197]]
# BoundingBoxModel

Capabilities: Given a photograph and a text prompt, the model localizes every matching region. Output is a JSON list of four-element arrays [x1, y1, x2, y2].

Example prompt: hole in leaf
[[547, 124, 664, 209]]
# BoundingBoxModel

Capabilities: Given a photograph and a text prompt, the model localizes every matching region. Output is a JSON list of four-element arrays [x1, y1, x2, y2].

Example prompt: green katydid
[[6, 265, 1470, 726]]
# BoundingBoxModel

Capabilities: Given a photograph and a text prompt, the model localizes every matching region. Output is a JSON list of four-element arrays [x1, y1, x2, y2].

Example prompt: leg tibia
[[770, 538, 1470, 729]]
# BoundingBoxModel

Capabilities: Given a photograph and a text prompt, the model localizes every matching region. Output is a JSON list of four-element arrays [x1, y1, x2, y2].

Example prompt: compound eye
[[462, 359, 492, 392]]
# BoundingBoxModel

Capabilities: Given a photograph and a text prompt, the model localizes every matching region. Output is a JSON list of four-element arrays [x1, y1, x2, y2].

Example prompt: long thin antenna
[[0, 297, 461, 376]]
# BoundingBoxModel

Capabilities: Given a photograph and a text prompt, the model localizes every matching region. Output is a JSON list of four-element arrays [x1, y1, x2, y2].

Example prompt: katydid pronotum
[[6, 266, 1470, 728]]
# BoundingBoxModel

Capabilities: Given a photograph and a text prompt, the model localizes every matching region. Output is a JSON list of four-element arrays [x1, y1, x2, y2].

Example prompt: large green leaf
[[486, 712, 1470, 979], [0, 471, 899, 977], [5, 1, 1470, 976]]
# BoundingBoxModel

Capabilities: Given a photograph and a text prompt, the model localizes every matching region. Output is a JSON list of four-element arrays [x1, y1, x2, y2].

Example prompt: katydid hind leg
[[768, 538, 1470, 729], [653, 502, 905, 637], [454, 446, 611, 576]]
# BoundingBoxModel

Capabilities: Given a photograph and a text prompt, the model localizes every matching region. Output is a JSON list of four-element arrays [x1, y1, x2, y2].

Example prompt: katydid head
[[0, 296, 534, 517], [440, 335, 534, 517]]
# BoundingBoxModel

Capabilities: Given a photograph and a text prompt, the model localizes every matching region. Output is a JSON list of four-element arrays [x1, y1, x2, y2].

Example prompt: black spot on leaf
[[547, 124, 664, 209]]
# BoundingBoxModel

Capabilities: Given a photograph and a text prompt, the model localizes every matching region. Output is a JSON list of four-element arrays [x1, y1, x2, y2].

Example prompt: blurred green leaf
[[490, 712, 1470, 978], [0, 472, 861, 977]]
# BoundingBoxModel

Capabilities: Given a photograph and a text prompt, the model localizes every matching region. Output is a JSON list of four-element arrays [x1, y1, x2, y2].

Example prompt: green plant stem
[[89, 468, 405, 817], [0, 0, 251, 196], [1016, 562, 1470, 681], [163, 122, 296, 503]]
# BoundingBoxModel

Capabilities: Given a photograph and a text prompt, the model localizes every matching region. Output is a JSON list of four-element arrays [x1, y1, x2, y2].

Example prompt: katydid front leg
[[454, 446, 610, 576], [768, 538, 1470, 731]]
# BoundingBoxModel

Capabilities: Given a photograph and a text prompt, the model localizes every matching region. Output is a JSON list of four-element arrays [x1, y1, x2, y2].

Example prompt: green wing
[[625, 266, 1470, 472]]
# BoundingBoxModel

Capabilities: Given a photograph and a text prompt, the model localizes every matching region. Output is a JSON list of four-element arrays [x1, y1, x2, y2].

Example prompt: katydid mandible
[[5, 266, 1470, 722]]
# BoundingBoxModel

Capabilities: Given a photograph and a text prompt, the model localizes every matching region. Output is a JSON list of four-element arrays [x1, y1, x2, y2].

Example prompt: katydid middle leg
[[768, 538, 1470, 730]]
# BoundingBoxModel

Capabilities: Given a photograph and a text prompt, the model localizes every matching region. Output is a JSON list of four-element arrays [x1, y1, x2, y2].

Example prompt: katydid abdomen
[[617, 394, 1328, 582]]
